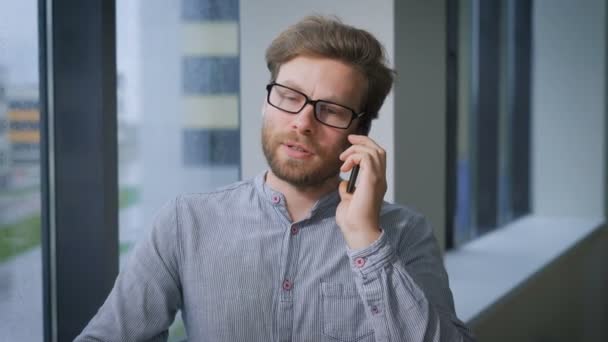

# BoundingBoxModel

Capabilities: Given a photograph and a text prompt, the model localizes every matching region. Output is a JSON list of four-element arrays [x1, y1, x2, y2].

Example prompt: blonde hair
[[265, 15, 395, 134]]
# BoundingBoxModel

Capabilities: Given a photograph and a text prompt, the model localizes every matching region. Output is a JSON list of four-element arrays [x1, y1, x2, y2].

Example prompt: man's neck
[[265, 170, 340, 222]]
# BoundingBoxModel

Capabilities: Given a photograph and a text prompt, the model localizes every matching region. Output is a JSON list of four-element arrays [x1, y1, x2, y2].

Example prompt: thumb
[[338, 180, 352, 201]]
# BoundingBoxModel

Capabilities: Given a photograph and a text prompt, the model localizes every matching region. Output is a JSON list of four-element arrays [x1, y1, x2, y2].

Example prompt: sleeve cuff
[[346, 228, 396, 279]]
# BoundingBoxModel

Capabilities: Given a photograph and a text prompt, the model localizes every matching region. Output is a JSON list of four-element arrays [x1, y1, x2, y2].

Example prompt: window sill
[[444, 215, 605, 324]]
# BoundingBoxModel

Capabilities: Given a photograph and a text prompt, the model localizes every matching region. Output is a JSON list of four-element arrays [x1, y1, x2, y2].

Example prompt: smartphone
[[346, 165, 359, 194]]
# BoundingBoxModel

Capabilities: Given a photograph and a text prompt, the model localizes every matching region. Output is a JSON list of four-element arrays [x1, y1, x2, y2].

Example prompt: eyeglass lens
[[268, 84, 353, 128]]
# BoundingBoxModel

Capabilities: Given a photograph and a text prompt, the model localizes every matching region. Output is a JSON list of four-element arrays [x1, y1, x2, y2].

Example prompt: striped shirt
[[76, 172, 475, 341]]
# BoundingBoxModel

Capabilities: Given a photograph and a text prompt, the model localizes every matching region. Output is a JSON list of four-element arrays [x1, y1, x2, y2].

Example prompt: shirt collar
[[254, 170, 341, 218]]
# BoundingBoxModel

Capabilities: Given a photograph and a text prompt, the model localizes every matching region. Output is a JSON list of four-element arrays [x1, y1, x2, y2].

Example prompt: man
[[77, 15, 474, 342]]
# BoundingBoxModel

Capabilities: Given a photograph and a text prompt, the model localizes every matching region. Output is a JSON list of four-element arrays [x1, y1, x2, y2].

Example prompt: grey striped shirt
[[76, 172, 474, 342]]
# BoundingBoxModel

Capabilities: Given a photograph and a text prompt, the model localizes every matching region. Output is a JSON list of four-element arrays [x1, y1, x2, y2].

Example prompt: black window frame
[[39, 0, 118, 340]]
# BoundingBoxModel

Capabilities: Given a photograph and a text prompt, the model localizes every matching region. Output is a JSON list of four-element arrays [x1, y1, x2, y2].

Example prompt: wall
[[532, 0, 606, 218], [393, 0, 448, 248], [472, 226, 608, 342]]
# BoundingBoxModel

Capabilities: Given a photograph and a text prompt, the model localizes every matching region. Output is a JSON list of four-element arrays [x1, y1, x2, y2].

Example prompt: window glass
[[117, 0, 240, 340], [0, 1, 43, 340], [452, 0, 531, 247]]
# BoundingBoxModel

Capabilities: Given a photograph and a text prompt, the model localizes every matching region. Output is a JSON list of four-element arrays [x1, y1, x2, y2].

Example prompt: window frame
[[39, 0, 118, 340]]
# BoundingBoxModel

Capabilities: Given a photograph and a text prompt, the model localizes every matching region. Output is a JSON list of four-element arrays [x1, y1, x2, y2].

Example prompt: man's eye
[[277, 91, 300, 102], [320, 104, 339, 115]]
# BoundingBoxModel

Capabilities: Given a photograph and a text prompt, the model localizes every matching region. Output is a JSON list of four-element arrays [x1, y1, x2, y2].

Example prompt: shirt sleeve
[[346, 214, 476, 342], [74, 198, 183, 342]]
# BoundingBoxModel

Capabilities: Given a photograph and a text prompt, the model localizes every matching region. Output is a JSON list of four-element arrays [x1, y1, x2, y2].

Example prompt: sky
[[0, 0, 140, 123], [0, 0, 39, 87], [0, 0, 136, 90]]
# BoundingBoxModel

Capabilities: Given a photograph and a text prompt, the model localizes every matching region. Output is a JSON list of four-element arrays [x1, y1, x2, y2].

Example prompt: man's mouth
[[281, 141, 315, 158], [284, 142, 312, 154]]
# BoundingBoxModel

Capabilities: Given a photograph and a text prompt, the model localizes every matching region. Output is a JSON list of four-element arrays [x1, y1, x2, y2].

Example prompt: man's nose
[[291, 103, 317, 134]]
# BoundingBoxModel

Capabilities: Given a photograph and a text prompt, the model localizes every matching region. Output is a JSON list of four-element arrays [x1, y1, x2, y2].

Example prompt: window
[[116, 0, 240, 340], [0, 1, 43, 340], [449, 0, 532, 247]]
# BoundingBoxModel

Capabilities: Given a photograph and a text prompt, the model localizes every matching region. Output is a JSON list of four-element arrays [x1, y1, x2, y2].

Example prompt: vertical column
[[394, 0, 448, 249]]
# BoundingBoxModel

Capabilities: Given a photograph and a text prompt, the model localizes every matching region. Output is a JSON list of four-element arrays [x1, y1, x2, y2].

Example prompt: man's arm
[[75, 199, 183, 342], [337, 134, 474, 341], [345, 213, 475, 342]]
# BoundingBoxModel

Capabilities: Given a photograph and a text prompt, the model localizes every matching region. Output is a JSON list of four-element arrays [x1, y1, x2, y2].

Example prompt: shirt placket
[[270, 192, 302, 342], [277, 221, 302, 342]]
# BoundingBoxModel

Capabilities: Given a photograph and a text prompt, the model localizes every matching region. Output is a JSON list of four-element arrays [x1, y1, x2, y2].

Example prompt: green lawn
[[168, 316, 187, 342], [119, 241, 133, 254], [0, 187, 137, 263], [119, 186, 140, 209], [0, 186, 138, 209], [0, 215, 41, 263]]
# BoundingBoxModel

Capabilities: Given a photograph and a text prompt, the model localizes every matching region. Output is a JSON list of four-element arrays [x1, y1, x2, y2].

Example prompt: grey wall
[[393, 0, 448, 249], [532, 0, 606, 218]]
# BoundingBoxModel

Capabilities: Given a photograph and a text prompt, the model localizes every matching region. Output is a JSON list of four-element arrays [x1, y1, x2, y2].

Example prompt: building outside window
[[0, 1, 43, 340], [117, 0, 240, 340]]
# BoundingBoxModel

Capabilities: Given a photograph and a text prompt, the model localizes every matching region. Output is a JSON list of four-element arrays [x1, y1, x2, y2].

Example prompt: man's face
[[262, 55, 367, 188]]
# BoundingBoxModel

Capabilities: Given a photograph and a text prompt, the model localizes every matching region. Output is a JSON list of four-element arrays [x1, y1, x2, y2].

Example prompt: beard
[[261, 120, 348, 189]]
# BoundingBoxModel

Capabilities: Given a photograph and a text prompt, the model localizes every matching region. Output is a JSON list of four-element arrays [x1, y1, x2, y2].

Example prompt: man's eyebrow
[[318, 94, 357, 109], [277, 80, 340, 104], [278, 79, 355, 107], [279, 80, 304, 92]]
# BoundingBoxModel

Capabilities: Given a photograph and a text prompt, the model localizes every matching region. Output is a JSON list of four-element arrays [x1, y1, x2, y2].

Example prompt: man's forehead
[[278, 79, 305, 91], [273, 55, 367, 106], [276, 73, 365, 101]]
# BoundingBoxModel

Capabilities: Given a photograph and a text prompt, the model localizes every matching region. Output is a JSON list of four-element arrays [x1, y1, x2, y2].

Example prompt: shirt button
[[354, 257, 366, 268], [271, 195, 280, 204], [282, 279, 292, 291], [371, 305, 380, 315], [291, 225, 299, 235]]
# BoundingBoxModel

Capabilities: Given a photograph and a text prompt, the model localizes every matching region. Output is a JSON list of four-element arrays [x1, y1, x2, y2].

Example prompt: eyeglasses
[[265, 82, 365, 129]]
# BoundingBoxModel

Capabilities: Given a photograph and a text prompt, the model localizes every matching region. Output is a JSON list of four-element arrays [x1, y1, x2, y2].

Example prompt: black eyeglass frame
[[265, 82, 365, 129]]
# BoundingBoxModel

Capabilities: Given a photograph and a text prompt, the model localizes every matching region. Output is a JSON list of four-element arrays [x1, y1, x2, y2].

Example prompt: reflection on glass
[[496, 0, 514, 227], [454, 0, 476, 246], [453, 0, 530, 247], [117, 0, 240, 340], [0, 0, 42, 340]]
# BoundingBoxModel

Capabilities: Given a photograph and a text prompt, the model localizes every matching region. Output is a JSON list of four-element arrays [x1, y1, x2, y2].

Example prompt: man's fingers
[[340, 154, 360, 172], [340, 152, 382, 174], [340, 144, 385, 167], [347, 134, 384, 151]]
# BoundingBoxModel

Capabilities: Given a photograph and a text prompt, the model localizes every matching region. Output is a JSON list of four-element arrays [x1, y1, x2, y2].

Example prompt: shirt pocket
[[320, 282, 375, 342]]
